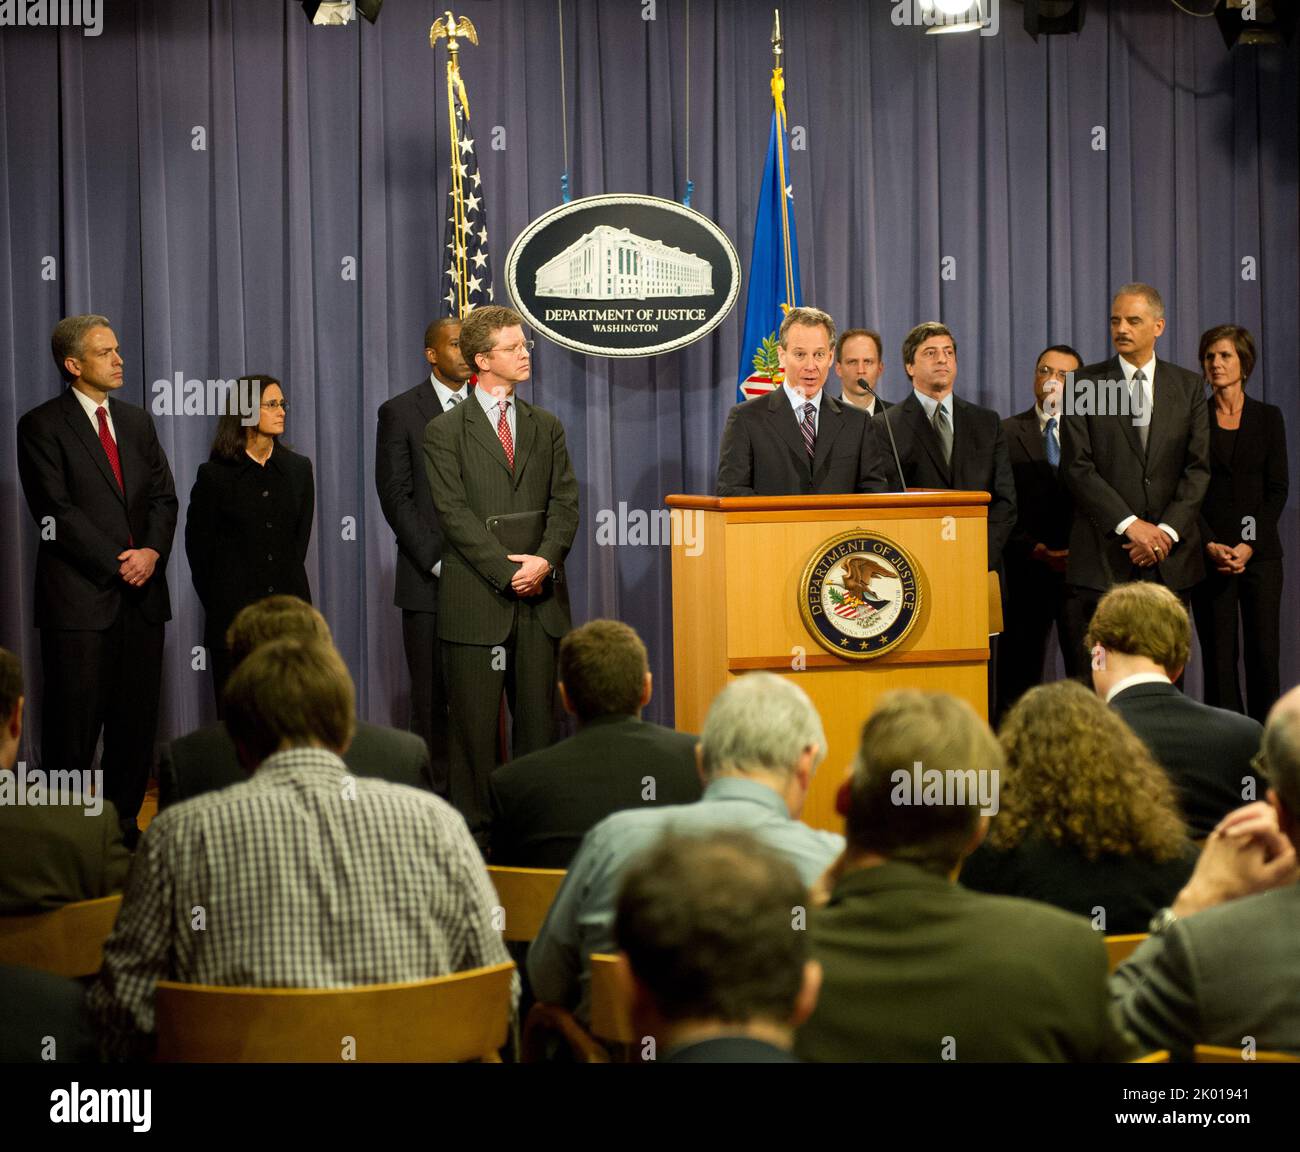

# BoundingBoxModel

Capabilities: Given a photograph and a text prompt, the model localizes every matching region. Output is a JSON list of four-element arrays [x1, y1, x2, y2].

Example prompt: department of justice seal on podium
[[799, 530, 921, 659]]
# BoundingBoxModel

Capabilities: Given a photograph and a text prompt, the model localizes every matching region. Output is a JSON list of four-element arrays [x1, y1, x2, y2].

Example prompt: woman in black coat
[[1192, 325, 1289, 724], [185, 375, 314, 709]]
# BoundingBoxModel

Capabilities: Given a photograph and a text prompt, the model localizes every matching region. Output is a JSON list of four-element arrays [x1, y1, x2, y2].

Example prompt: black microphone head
[[857, 376, 876, 396]]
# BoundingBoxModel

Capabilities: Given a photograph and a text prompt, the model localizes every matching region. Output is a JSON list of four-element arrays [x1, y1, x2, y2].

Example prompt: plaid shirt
[[88, 747, 514, 1060]]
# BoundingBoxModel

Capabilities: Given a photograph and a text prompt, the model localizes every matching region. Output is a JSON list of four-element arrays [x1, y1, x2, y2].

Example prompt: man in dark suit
[[716, 307, 888, 497], [424, 306, 579, 845], [1088, 582, 1263, 838], [375, 317, 472, 791], [157, 596, 430, 809], [16, 315, 178, 845], [874, 322, 1017, 570], [998, 344, 1084, 711], [1059, 284, 1211, 665], [795, 690, 1133, 1063], [0, 647, 130, 914], [1111, 688, 1300, 1059], [489, 619, 701, 867], [615, 831, 818, 1064], [833, 328, 892, 417]]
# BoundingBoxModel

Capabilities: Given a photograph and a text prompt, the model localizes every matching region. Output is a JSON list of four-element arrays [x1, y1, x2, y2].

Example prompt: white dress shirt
[[1112, 355, 1178, 544], [72, 384, 117, 441]]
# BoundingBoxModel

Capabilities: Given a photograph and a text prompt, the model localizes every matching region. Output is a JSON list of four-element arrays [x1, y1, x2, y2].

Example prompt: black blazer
[[1198, 394, 1288, 561], [1060, 357, 1211, 592], [16, 388, 178, 629], [157, 720, 434, 810], [715, 388, 889, 497], [1003, 406, 1072, 563], [1109, 681, 1264, 838], [424, 392, 580, 645], [185, 442, 314, 645], [376, 376, 453, 612], [488, 715, 702, 867], [960, 835, 1199, 936], [875, 392, 1017, 568]]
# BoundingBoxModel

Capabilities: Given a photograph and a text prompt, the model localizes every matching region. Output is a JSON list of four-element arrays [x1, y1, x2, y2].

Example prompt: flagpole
[[770, 9, 795, 313], [431, 11, 480, 319]]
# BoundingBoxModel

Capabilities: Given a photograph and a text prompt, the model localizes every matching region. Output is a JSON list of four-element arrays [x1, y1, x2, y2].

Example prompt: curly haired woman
[[959, 680, 1200, 934]]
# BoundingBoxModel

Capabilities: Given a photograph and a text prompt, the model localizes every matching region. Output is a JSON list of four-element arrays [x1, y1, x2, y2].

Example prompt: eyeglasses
[[493, 340, 535, 357], [261, 400, 289, 411]]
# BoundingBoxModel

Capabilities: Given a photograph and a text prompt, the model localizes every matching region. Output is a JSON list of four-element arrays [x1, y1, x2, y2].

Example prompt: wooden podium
[[666, 492, 992, 833]]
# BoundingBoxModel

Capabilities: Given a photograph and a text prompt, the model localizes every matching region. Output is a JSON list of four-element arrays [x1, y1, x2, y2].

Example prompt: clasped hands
[[508, 553, 551, 598], [118, 547, 159, 587], [1206, 540, 1252, 576], [1173, 802, 1298, 917], [1122, 520, 1174, 568]]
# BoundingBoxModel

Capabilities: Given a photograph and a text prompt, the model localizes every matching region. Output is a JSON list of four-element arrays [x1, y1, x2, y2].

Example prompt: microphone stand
[[860, 377, 906, 494]]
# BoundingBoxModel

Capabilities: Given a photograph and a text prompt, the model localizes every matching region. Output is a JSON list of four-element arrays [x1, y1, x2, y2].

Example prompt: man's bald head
[[1263, 685, 1300, 828]]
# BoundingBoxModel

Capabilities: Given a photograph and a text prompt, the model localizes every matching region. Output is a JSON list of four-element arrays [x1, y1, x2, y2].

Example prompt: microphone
[[860, 378, 906, 494]]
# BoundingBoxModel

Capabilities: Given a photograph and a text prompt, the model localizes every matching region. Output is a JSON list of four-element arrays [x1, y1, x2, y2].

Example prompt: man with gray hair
[[1059, 283, 1210, 670], [527, 672, 843, 1022], [1111, 683, 1300, 1058], [716, 306, 888, 496], [16, 315, 178, 847]]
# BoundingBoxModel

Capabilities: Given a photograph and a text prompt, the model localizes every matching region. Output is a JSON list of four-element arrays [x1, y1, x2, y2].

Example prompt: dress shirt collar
[[71, 384, 114, 433], [1035, 404, 1059, 435], [912, 389, 952, 422], [244, 746, 350, 789], [1104, 671, 1172, 704], [429, 372, 468, 411], [475, 382, 514, 416], [1117, 353, 1157, 387], [782, 381, 823, 416], [700, 775, 791, 817]]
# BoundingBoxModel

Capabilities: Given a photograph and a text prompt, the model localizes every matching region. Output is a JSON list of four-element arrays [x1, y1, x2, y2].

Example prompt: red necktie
[[496, 401, 515, 469], [96, 406, 125, 493]]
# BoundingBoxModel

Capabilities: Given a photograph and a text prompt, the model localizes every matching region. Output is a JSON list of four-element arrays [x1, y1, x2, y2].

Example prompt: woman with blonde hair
[[959, 680, 1199, 933]]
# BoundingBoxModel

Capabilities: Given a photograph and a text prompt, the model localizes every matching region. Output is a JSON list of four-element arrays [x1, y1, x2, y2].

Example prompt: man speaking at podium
[[716, 307, 889, 497]]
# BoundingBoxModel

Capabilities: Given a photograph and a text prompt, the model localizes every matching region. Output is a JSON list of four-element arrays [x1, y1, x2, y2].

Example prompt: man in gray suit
[[424, 305, 580, 846], [1059, 283, 1211, 666], [1111, 684, 1300, 1059], [157, 596, 430, 808]]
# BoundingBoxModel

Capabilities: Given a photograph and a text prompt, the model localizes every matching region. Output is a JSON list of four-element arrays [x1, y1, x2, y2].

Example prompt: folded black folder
[[486, 510, 546, 555]]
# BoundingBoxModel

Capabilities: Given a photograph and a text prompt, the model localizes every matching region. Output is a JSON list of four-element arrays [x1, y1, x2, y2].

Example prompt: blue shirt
[[526, 776, 844, 1021]]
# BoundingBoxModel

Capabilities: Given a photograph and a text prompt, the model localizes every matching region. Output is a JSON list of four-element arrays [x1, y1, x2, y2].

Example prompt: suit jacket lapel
[[465, 392, 515, 475], [903, 393, 952, 486], [1106, 357, 1146, 462], [415, 378, 443, 425], [767, 389, 812, 478], [511, 399, 536, 488], [1012, 408, 1046, 463], [62, 390, 126, 506], [811, 394, 844, 477]]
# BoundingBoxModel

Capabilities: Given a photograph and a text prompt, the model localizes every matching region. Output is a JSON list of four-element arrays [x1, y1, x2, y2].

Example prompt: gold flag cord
[[432, 11, 479, 319]]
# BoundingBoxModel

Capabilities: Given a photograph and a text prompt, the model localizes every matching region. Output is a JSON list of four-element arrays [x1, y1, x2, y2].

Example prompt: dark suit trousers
[[402, 608, 450, 796], [39, 596, 164, 830], [1192, 558, 1283, 725], [442, 600, 558, 840], [998, 566, 1075, 715]]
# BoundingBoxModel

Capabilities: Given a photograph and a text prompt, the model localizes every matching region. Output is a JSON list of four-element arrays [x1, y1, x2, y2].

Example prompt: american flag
[[442, 77, 493, 317]]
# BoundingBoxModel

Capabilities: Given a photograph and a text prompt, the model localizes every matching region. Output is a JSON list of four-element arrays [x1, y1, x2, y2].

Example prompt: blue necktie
[[1044, 416, 1060, 469]]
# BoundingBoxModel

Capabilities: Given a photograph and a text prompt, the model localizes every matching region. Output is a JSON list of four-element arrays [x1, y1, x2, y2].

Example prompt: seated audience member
[[489, 620, 701, 867], [1111, 684, 1300, 1058], [795, 690, 1133, 1063], [1087, 582, 1263, 837], [528, 673, 842, 1023], [0, 965, 97, 1063], [88, 638, 513, 1061], [158, 595, 430, 808], [961, 680, 1199, 934], [614, 831, 820, 1064], [0, 647, 130, 914]]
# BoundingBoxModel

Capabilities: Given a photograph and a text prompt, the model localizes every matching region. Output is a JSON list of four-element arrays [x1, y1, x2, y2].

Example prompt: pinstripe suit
[[424, 388, 579, 840]]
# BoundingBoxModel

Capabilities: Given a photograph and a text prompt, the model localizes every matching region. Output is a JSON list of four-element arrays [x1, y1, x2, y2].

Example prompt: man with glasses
[[424, 306, 579, 850], [716, 307, 888, 496]]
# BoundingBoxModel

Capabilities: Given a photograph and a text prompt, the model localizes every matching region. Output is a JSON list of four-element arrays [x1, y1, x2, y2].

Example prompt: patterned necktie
[[96, 406, 124, 493], [800, 402, 817, 458], [1044, 416, 1060, 469], [496, 400, 515, 468], [446, 392, 463, 410], [933, 403, 953, 467], [1131, 369, 1150, 452]]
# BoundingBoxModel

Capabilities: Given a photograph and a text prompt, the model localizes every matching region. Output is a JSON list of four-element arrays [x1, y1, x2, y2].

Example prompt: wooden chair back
[[0, 894, 123, 977], [1104, 933, 1148, 973], [486, 866, 566, 942], [154, 961, 515, 1062], [1194, 1045, 1299, 1064]]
